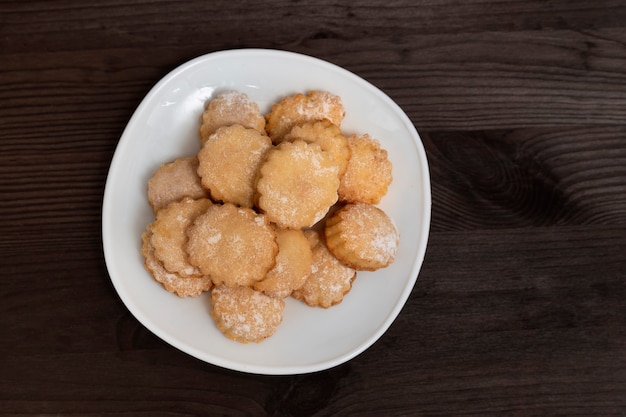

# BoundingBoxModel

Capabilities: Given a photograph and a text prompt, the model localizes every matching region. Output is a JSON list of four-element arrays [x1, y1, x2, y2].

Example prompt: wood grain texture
[[426, 127, 626, 229], [0, 0, 625, 416]]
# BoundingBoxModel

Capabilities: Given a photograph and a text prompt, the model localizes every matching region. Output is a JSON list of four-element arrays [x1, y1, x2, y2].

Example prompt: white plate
[[102, 49, 431, 375]]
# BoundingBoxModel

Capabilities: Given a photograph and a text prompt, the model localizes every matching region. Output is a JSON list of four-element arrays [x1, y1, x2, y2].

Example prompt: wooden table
[[1, 1, 625, 415]]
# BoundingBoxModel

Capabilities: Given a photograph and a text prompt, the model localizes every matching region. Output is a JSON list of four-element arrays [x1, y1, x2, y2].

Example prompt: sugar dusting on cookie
[[211, 285, 284, 343]]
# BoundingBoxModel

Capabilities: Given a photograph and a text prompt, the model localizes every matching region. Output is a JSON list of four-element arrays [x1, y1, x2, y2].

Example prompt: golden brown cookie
[[265, 91, 345, 142], [210, 285, 285, 343], [256, 140, 339, 229], [254, 228, 313, 298], [338, 134, 393, 204], [199, 90, 266, 145], [141, 227, 213, 297], [283, 119, 351, 178], [149, 197, 213, 277], [292, 230, 356, 308], [147, 157, 209, 212], [186, 203, 277, 288], [197, 124, 272, 208], [325, 203, 399, 271]]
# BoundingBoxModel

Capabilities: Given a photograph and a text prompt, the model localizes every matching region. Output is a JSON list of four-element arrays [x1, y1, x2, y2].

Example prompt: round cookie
[[186, 203, 277, 288], [283, 119, 351, 178], [211, 285, 285, 343], [325, 203, 399, 271], [149, 197, 213, 277], [197, 124, 272, 208], [265, 90, 345, 143], [199, 90, 266, 145], [338, 134, 392, 204], [292, 229, 356, 308], [147, 157, 209, 213], [254, 228, 313, 298], [256, 140, 339, 229], [141, 227, 213, 298]]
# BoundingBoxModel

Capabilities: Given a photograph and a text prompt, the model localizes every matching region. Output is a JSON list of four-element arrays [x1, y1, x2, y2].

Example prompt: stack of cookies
[[141, 90, 399, 343]]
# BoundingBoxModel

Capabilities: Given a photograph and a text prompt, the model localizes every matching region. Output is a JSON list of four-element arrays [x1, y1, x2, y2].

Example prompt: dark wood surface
[[1, 1, 625, 416]]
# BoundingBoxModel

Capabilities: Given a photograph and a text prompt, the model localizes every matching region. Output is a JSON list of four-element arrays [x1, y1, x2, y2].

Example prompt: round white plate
[[102, 49, 431, 375]]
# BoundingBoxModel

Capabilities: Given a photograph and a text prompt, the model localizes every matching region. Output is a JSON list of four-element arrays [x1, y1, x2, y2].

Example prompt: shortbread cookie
[[147, 157, 208, 212], [211, 285, 285, 343], [256, 140, 339, 229], [150, 197, 213, 277], [325, 203, 399, 271], [292, 230, 356, 308], [284, 119, 351, 178], [254, 228, 313, 298], [186, 203, 277, 287], [338, 134, 392, 204], [197, 124, 272, 208], [199, 90, 266, 145], [265, 91, 345, 142], [141, 228, 213, 297]]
